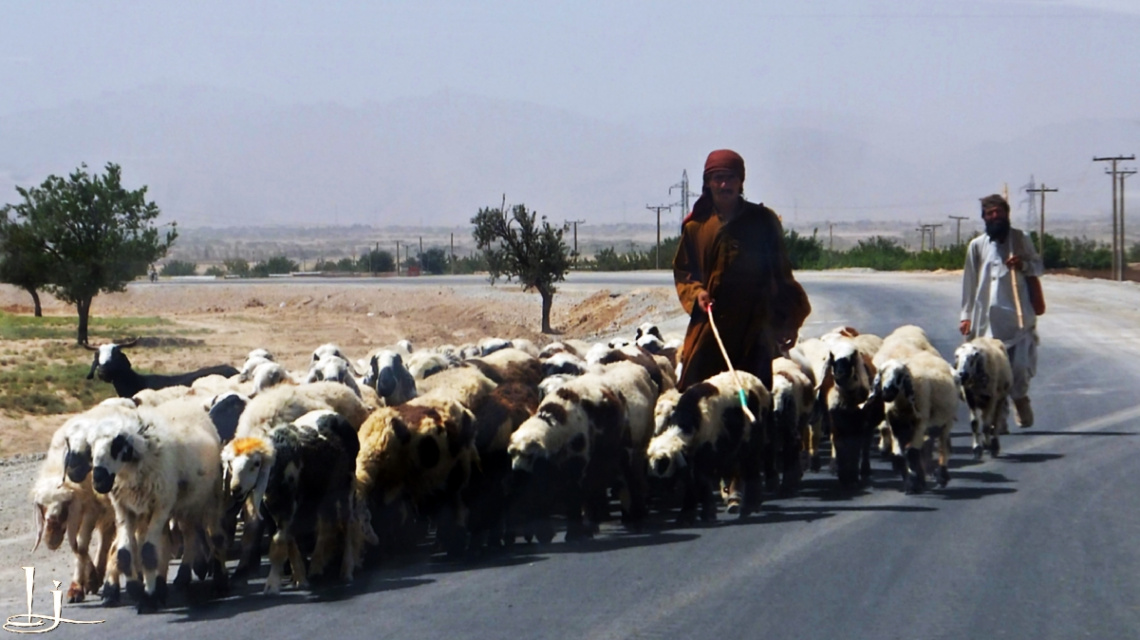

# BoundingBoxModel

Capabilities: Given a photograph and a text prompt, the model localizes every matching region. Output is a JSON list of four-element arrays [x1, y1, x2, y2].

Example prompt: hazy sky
[[2, 0, 1138, 228], [4, 1, 1137, 126]]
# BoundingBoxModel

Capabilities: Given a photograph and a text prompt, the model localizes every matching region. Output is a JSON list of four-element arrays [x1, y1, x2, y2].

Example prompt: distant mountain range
[[1, 84, 1136, 229]]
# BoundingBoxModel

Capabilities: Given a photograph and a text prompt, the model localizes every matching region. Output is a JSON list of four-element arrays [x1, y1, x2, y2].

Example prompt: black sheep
[[85, 341, 239, 398]]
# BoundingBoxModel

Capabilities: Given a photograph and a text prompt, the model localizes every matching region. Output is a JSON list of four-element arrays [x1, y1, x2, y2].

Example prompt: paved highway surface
[[33, 272, 1140, 639]]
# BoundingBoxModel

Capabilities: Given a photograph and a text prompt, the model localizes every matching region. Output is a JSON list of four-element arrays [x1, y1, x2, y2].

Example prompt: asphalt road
[[28, 272, 1140, 640]]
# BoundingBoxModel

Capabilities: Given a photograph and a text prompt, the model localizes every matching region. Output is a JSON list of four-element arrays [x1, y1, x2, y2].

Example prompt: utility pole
[[948, 215, 970, 246], [1025, 184, 1058, 257], [565, 219, 585, 263], [450, 233, 455, 274], [916, 227, 926, 251], [645, 204, 673, 269], [1094, 155, 1136, 281], [670, 170, 699, 228], [828, 223, 834, 251], [1118, 168, 1137, 278], [395, 241, 401, 276], [927, 224, 943, 250]]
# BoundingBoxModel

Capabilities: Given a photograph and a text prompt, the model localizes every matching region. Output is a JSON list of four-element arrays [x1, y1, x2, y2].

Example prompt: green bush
[[251, 255, 299, 277], [160, 260, 198, 276]]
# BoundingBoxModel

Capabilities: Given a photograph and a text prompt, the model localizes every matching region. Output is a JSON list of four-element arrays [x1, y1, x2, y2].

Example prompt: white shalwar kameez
[[960, 228, 1043, 400]]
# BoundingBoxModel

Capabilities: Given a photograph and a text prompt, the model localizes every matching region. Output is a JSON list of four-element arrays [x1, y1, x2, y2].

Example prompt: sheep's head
[[507, 416, 551, 474], [90, 417, 148, 495], [221, 437, 275, 510], [953, 344, 987, 389], [85, 343, 132, 382], [239, 355, 273, 382], [308, 355, 352, 384], [33, 496, 71, 552], [827, 341, 870, 402], [646, 429, 687, 479], [478, 337, 511, 356], [876, 360, 915, 406], [366, 350, 417, 405], [541, 352, 585, 378]]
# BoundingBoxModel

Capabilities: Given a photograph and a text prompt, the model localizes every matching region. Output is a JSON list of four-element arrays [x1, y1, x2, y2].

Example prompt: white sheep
[[871, 352, 959, 494], [306, 353, 364, 398], [953, 337, 1013, 458], [871, 325, 941, 456], [770, 356, 816, 492], [31, 419, 115, 603], [87, 398, 228, 613]]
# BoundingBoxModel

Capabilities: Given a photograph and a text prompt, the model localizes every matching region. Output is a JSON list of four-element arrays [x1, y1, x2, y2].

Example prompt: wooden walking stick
[[705, 301, 757, 424], [1008, 247, 1025, 330]]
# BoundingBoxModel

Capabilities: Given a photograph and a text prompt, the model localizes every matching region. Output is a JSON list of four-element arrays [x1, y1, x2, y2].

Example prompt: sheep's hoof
[[534, 521, 555, 545], [100, 582, 120, 607], [66, 582, 84, 604], [972, 446, 984, 461], [809, 455, 821, 473], [193, 557, 209, 581], [563, 527, 591, 543], [676, 510, 697, 526], [904, 474, 926, 495], [173, 563, 192, 589], [125, 580, 145, 602], [135, 594, 158, 615], [211, 560, 230, 595], [989, 438, 1000, 457], [934, 466, 950, 488]]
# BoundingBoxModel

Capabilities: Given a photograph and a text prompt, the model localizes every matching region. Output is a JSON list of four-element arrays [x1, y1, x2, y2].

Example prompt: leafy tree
[[472, 200, 571, 333], [335, 257, 357, 272], [223, 258, 251, 278], [204, 265, 226, 277], [1, 163, 175, 343], [420, 247, 448, 275], [356, 249, 394, 273], [160, 259, 197, 276], [0, 213, 52, 316], [251, 255, 299, 277], [784, 228, 825, 269]]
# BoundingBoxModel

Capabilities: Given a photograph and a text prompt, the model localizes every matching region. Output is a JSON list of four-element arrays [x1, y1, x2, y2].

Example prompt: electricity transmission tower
[[670, 170, 699, 228]]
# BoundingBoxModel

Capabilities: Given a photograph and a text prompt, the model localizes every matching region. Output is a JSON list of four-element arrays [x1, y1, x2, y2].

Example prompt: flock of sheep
[[29, 321, 1015, 614]]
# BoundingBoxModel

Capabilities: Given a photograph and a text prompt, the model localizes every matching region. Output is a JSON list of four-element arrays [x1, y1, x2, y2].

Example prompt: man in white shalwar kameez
[[960, 194, 1043, 427]]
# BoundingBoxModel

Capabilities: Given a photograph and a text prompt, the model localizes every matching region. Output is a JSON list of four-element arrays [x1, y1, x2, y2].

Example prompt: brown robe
[[672, 197, 811, 390]]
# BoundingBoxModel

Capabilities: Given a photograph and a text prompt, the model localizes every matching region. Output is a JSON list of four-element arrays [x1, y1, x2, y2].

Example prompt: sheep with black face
[[953, 337, 1012, 459]]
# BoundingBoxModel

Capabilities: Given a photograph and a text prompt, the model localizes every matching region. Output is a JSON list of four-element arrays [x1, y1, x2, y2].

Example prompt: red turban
[[703, 149, 745, 181]]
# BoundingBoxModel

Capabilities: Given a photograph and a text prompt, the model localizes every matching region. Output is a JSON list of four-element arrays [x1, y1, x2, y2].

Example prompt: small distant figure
[[960, 194, 1043, 428], [149, 265, 158, 282]]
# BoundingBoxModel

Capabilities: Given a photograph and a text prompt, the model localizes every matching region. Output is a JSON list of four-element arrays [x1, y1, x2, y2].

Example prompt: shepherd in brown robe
[[673, 149, 812, 392]]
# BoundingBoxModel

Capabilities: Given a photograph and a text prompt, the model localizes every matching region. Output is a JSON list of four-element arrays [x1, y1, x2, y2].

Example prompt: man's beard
[[985, 218, 1010, 241]]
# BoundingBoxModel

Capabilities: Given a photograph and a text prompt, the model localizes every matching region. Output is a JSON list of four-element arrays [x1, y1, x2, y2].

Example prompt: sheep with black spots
[[221, 410, 360, 594], [31, 419, 116, 603], [870, 352, 959, 494], [87, 398, 228, 613], [645, 370, 769, 523], [507, 373, 628, 543], [229, 381, 371, 576], [953, 337, 1013, 458]]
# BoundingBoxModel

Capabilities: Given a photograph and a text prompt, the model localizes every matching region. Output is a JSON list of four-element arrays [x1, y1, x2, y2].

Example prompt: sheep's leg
[[69, 507, 97, 603], [934, 424, 952, 487], [90, 518, 115, 595], [135, 509, 173, 613], [307, 516, 337, 580], [233, 509, 265, 580], [287, 538, 308, 590], [264, 528, 290, 595]]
